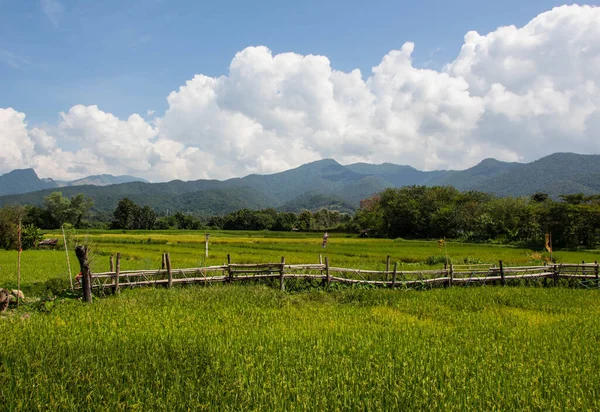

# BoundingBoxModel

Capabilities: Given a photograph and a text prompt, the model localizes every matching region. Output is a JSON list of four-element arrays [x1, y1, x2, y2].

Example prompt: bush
[[43, 278, 71, 296]]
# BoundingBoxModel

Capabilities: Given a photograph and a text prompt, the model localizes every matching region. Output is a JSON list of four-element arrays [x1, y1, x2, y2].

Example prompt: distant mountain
[[425, 158, 521, 190], [0, 169, 148, 196], [60, 174, 148, 187], [465, 153, 600, 196], [0, 169, 57, 196], [1, 153, 599, 216]]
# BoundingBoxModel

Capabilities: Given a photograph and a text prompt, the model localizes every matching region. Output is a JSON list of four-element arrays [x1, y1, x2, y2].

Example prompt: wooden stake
[[17, 218, 21, 308], [114, 253, 121, 293], [595, 261, 598, 288], [205, 234, 210, 259], [109, 255, 114, 272], [279, 256, 285, 291], [391, 262, 398, 288], [319, 254, 323, 280], [227, 254, 232, 283], [499, 260, 506, 286], [166, 252, 172, 289], [325, 257, 331, 288], [448, 263, 454, 287], [62, 224, 74, 291], [162, 253, 166, 269], [75, 246, 92, 303], [386, 255, 390, 281]]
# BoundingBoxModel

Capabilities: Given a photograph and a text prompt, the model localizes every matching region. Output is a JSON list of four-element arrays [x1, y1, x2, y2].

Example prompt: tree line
[[0, 191, 94, 249], [2, 187, 600, 250], [354, 186, 600, 248], [110, 198, 352, 231]]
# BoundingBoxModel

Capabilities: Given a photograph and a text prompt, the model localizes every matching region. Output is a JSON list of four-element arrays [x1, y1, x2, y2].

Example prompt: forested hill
[[0, 152, 599, 215]]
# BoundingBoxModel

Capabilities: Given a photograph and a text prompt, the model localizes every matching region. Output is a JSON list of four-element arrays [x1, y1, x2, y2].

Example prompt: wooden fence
[[76, 249, 600, 302]]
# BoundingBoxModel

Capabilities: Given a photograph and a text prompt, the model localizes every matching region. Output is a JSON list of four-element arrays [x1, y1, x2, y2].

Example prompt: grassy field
[[2, 286, 600, 410], [1, 229, 599, 289], [1, 230, 600, 410]]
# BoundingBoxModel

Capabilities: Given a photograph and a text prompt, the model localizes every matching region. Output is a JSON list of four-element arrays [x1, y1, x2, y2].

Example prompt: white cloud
[[2, 4, 600, 181], [0, 50, 30, 69], [41, 0, 64, 29]]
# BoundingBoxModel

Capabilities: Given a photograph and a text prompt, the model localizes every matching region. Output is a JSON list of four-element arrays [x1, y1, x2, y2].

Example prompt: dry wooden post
[[325, 257, 331, 288], [319, 254, 324, 280], [166, 252, 172, 289], [279, 256, 285, 291], [499, 260, 506, 286], [205, 234, 210, 258], [61, 224, 74, 290], [448, 263, 454, 287], [227, 254, 232, 283], [161, 253, 166, 269], [391, 262, 398, 288], [75, 246, 92, 303], [109, 255, 114, 272], [114, 253, 121, 293], [595, 261, 598, 287], [553, 263, 559, 287], [385, 255, 390, 281], [16, 218, 21, 308]]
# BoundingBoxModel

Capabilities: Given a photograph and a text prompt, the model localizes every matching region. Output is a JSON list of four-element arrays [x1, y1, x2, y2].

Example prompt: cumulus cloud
[[2, 4, 600, 181]]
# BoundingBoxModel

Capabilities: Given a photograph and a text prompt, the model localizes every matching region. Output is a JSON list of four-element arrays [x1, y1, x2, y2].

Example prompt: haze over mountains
[[0, 153, 599, 215]]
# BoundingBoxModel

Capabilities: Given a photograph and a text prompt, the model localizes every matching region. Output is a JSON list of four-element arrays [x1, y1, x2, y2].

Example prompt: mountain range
[[0, 152, 599, 216], [0, 169, 148, 197]]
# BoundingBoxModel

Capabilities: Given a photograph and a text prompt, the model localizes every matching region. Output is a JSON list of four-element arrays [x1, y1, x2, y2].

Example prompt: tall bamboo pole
[[17, 218, 22, 308], [62, 225, 74, 290]]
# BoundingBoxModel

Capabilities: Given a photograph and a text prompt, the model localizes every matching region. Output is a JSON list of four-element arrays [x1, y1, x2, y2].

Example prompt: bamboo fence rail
[[75, 251, 600, 303]]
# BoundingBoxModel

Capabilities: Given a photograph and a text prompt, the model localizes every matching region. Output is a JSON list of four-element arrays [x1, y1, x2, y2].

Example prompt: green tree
[[43, 191, 94, 228], [138, 206, 157, 230], [295, 210, 313, 231], [0, 206, 25, 249], [21, 224, 43, 250], [112, 198, 138, 229], [44, 191, 71, 227], [68, 193, 94, 227]]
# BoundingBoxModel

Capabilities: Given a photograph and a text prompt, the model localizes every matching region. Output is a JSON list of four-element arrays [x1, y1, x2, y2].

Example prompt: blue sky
[[1, 1, 599, 181], [1, 0, 591, 125]]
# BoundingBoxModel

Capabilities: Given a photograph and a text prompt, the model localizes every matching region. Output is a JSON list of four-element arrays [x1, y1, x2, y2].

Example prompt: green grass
[[2, 286, 600, 410]]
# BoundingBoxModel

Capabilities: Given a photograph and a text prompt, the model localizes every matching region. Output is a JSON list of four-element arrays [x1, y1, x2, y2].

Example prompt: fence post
[[227, 254, 232, 283], [280, 256, 285, 291], [205, 234, 210, 259], [499, 260, 505, 286], [166, 252, 172, 289], [386, 255, 390, 281], [75, 246, 92, 303], [325, 257, 331, 288], [448, 264, 454, 287], [391, 262, 398, 288], [595, 261, 598, 288], [114, 253, 121, 293], [553, 263, 559, 287], [162, 253, 166, 270], [109, 255, 114, 272]]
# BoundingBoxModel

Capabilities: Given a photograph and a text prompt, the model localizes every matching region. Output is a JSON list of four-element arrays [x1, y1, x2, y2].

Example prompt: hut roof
[[39, 238, 59, 246]]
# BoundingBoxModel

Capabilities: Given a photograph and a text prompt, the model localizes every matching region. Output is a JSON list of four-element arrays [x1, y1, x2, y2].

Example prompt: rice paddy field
[[1, 230, 600, 410]]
